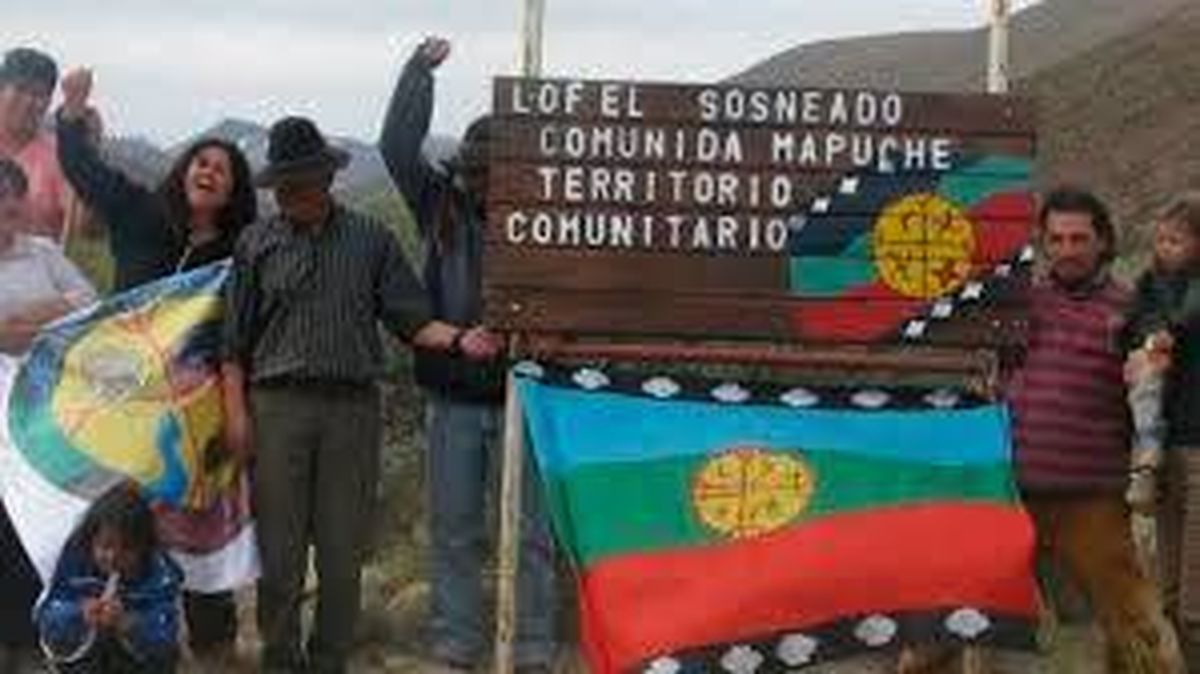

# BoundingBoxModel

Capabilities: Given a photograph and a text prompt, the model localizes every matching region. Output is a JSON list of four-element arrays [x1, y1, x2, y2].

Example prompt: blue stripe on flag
[[519, 379, 1012, 477]]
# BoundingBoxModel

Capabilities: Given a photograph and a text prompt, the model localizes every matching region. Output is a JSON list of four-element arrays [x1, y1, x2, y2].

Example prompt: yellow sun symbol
[[873, 193, 976, 299], [692, 447, 815, 539], [49, 295, 226, 507]]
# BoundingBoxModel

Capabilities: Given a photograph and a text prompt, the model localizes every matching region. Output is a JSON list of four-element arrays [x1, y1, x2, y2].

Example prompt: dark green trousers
[[250, 383, 380, 674]]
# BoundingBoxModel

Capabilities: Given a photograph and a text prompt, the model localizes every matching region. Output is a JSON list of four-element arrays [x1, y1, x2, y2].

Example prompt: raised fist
[[60, 68, 93, 118], [416, 37, 451, 69]]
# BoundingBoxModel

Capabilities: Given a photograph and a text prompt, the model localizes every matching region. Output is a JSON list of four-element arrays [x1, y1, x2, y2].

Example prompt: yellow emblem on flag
[[48, 294, 230, 510], [873, 193, 976, 299], [692, 447, 815, 539]]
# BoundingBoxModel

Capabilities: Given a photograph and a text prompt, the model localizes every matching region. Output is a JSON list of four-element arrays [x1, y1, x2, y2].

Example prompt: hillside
[[1024, 2, 1200, 251], [733, 0, 1198, 253], [734, 0, 1187, 93]]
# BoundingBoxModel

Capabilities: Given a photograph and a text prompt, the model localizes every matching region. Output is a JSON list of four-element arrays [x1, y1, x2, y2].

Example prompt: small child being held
[[1122, 193, 1200, 510], [37, 483, 182, 674]]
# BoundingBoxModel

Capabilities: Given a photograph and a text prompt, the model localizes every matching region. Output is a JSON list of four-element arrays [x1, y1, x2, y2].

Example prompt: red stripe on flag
[[969, 191, 1034, 264], [578, 502, 1038, 674], [789, 282, 923, 341]]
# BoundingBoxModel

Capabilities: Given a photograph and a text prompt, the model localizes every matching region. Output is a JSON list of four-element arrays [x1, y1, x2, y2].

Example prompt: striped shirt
[[1007, 274, 1132, 492], [222, 204, 432, 384]]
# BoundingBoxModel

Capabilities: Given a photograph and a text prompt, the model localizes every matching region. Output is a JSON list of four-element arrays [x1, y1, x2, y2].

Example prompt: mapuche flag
[[518, 364, 1038, 673], [788, 154, 1033, 342]]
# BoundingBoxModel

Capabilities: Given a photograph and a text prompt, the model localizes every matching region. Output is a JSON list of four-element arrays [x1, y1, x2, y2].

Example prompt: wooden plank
[[492, 77, 1035, 134], [488, 167, 845, 214], [490, 119, 1036, 166], [484, 287, 1027, 347], [487, 164, 1035, 212], [486, 206, 794, 255], [485, 246, 1032, 294], [525, 339, 998, 377], [484, 75, 1035, 347], [485, 247, 787, 292], [485, 205, 1031, 260]]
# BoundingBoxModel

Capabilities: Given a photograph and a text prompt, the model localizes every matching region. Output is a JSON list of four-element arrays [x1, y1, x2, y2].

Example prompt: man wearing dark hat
[[221, 115, 500, 674], [0, 47, 70, 242]]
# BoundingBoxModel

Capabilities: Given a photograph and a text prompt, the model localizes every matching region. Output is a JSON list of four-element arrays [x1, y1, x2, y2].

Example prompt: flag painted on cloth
[[517, 364, 1039, 674], [0, 261, 256, 593], [788, 154, 1033, 342]]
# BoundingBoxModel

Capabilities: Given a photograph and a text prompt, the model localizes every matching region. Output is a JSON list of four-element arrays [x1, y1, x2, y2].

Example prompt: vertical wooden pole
[[517, 0, 546, 78], [987, 0, 1011, 94], [961, 644, 987, 674], [496, 3, 544, 671], [962, 4, 1010, 672], [495, 338, 527, 674]]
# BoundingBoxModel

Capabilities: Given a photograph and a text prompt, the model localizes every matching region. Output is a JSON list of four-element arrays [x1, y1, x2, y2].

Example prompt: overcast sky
[[5, 1, 1041, 145]]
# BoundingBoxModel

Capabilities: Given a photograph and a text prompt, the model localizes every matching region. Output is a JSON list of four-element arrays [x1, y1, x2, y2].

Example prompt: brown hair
[[157, 138, 257, 248], [1158, 191, 1200, 240], [1038, 185, 1118, 264]]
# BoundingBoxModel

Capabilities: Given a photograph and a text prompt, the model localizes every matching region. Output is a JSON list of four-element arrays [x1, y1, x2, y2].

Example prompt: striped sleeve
[[221, 230, 261, 365], [375, 224, 433, 340]]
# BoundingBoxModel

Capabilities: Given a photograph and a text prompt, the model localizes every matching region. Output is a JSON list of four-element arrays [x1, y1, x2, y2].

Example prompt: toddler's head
[[1153, 192, 1200, 275], [76, 483, 159, 579]]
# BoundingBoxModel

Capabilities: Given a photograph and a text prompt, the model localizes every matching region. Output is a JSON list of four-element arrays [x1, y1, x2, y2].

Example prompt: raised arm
[[378, 37, 451, 233], [55, 68, 156, 235]]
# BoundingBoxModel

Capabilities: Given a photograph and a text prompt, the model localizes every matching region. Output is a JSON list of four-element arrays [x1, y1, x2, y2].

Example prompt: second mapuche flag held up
[[0, 261, 256, 592], [517, 364, 1038, 673]]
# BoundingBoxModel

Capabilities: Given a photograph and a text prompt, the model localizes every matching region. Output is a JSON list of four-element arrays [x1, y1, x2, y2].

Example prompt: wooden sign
[[484, 78, 1036, 347]]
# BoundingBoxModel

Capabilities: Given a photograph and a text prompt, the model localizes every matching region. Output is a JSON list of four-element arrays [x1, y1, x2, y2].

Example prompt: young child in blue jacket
[[37, 483, 181, 673]]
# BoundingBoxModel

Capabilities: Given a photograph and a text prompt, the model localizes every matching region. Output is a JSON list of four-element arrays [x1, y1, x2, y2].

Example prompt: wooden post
[[958, 3, 1011, 671], [962, 644, 987, 674], [517, 0, 545, 78], [987, 0, 1011, 94], [495, 2, 544, 669], [972, 3, 1009, 672], [495, 338, 527, 674]]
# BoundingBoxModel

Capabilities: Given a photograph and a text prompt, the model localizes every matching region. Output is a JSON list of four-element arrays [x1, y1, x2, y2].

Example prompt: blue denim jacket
[[378, 51, 504, 403], [37, 544, 182, 662]]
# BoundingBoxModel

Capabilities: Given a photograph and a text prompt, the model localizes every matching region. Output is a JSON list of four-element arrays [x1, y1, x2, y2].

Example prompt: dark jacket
[[378, 51, 503, 403], [37, 542, 182, 664], [1122, 269, 1200, 446], [56, 114, 234, 291]]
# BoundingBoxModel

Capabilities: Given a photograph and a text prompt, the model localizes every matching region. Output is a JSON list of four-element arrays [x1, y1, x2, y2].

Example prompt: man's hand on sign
[[459, 325, 502, 360], [417, 37, 451, 69]]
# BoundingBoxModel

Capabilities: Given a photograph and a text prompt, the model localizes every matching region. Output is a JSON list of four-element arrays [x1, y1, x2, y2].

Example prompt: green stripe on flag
[[938, 156, 1032, 206], [789, 235, 876, 297], [543, 449, 1018, 567]]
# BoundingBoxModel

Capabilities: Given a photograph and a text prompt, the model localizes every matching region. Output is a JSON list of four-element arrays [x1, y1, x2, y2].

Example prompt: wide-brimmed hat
[[254, 116, 350, 187]]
